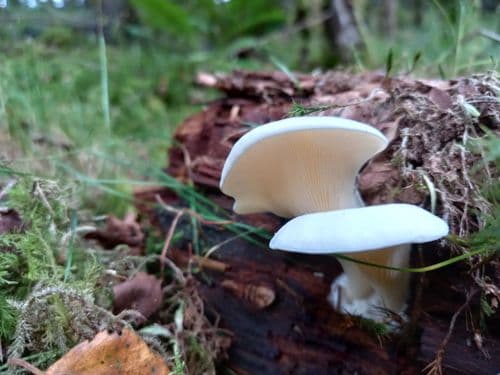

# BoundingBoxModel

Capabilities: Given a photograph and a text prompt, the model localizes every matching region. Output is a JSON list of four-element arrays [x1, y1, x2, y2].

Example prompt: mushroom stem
[[335, 258, 374, 300], [334, 244, 411, 314], [270, 204, 448, 321]]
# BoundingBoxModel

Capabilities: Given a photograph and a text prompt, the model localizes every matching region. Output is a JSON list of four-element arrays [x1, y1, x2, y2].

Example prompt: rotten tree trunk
[[138, 70, 500, 374]]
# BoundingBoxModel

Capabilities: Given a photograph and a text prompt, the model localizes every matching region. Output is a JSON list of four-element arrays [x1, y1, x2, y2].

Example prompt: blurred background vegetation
[[0, 0, 498, 214]]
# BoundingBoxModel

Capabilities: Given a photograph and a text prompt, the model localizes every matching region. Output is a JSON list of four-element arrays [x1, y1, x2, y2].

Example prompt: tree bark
[[323, 0, 361, 63]]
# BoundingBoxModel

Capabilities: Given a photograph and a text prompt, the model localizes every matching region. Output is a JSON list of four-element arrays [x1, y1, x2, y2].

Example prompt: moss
[[0, 176, 119, 366]]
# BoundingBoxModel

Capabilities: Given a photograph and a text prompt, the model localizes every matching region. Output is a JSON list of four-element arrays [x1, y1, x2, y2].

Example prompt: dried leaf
[[0, 209, 22, 234], [113, 272, 163, 321], [46, 329, 169, 375], [86, 213, 144, 254]]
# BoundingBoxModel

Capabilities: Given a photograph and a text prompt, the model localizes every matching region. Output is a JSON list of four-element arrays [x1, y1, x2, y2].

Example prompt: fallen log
[[138, 70, 500, 374]]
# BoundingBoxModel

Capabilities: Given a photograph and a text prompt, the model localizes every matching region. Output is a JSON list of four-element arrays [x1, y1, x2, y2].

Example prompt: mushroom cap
[[220, 116, 388, 217], [269, 204, 449, 254]]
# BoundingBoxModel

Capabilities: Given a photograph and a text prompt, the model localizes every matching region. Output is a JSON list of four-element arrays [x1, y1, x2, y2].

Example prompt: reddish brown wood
[[151, 211, 499, 374]]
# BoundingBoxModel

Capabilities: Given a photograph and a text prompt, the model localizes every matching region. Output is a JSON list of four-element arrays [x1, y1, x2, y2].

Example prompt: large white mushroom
[[220, 116, 388, 217], [270, 204, 449, 319]]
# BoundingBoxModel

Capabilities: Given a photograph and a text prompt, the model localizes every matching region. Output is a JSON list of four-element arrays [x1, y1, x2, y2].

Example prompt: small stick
[[0, 179, 16, 201], [423, 288, 479, 375], [157, 255, 186, 284], [159, 209, 185, 273], [60, 225, 97, 246], [191, 255, 229, 272], [179, 143, 195, 184], [33, 181, 55, 216], [7, 358, 44, 375]]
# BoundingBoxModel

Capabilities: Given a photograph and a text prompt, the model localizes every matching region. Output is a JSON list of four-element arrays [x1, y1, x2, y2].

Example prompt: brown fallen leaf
[[0, 209, 23, 255], [113, 272, 163, 321], [0, 208, 22, 234], [85, 213, 144, 255], [9, 329, 169, 375]]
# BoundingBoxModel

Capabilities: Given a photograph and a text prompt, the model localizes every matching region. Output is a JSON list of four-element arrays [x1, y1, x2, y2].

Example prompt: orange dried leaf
[[46, 329, 169, 375]]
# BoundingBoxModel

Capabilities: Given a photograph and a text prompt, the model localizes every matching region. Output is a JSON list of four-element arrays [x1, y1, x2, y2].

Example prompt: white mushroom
[[220, 116, 388, 217], [270, 204, 449, 319], [220, 116, 399, 317]]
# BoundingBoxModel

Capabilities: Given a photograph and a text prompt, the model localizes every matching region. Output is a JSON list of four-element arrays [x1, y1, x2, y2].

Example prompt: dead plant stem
[[160, 209, 185, 273], [7, 358, 44, 375], [423, 288, 479, 375]]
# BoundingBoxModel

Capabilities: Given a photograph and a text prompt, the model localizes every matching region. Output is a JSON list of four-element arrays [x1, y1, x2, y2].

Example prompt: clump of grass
[[352, 0, 498, 77]]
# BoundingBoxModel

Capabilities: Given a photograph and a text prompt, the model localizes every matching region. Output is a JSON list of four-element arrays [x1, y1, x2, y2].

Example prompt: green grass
[[1, 40, 181, 151], [352, 1, 499, 77]]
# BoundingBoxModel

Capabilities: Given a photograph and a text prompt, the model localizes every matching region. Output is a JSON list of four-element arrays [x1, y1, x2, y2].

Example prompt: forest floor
[[0, 7, 499, 373], [1, 68, 499, 374]]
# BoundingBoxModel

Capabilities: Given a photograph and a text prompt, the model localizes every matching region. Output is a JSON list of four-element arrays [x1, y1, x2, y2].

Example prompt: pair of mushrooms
[[220, 116, 448, 321]]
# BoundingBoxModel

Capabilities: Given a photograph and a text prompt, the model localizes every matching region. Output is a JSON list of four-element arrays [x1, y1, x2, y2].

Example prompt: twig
[[423, 288, 479, 375], [160, 209, 185, 273], [191, 255, 228, 273], [179, 143, 194, 185], [60, 225, 97, 246], [157, 255, 186, 285], [0, 179, 16, 201], [33, 181, 55, 216], [204, 228, 262, 259], [6, 358, 44, 375]]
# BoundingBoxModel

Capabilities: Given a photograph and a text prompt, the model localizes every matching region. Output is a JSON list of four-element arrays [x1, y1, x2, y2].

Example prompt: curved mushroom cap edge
[[269, 204, 449, 254], [220, 116, 388, 188]]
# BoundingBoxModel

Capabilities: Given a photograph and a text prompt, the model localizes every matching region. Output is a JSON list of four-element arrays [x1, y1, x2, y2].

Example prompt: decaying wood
[[85, 213, 144, 254], [168, 241, 403, 374], [140, 70, 500, 374], [152, 213, 500, 375], [173, 70, 499, 236]]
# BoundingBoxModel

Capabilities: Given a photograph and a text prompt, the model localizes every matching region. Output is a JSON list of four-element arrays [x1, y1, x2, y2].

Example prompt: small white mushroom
[[270, 204, 449, 320], [220, 116, 388, 217]]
